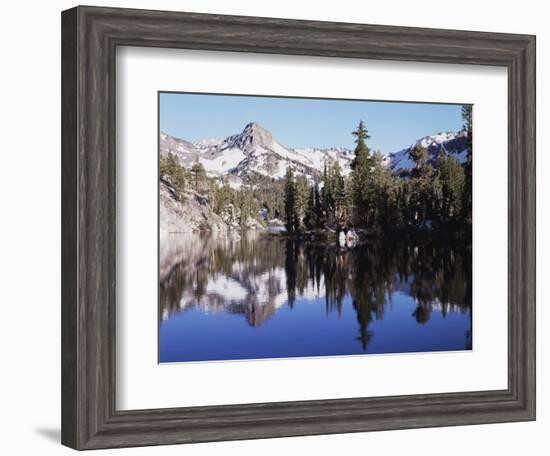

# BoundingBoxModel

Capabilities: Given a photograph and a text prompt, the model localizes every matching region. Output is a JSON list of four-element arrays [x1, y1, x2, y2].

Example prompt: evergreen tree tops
[[190, 159, 208, 192], [350, 120, 372, 171], [461, 105, 472, 133], [352, 120, 371, 147], [160, 151, 187, 201], [284, 166, 297, 233]]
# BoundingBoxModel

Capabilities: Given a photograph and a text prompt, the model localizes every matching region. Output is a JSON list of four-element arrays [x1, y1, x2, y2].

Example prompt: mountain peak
[[390, 130, 469, 175], [225, 121, 275, 151], [245, 121, 262, 129], [242, 121, 272, 138], [414, 131, 463, 149]]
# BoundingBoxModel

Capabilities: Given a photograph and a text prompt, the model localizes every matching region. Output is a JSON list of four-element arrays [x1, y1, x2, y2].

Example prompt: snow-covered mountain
[[389, 130, 469, 175], [160, 123, 468, 184], [160, 122, 353, 185]]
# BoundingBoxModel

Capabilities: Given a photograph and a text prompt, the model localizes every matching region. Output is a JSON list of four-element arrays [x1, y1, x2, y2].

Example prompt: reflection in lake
[[159, 232, 472, 362]]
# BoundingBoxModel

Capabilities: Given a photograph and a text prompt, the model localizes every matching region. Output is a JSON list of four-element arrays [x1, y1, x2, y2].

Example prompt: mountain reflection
[[159, 232, 472, 352]]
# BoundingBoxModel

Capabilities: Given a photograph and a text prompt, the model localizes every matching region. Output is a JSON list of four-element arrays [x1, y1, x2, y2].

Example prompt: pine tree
[[333, 161, 348, 228], [160, 151, 186, 201], [437, 154, 465, 224], [369, 151, 395, 231], [461, 104, 473, 225], [321, 161, 334, 226], [294, 174, 309, 232], [237, 188, 260, 227], [304, 185, 317, 229], [189, 159, 207, 193], [313, 182, 323, 227], [284, 166, 296, 233], [159, 153, 169, 177], [350, 120, 374, 228], [393, 179, 410, 230], [161, 151, 181, 177], [409, 144, 434, 228], [351, 120, 371, 169], [212, 183, 233, 216], [461, 105, 472, 134]]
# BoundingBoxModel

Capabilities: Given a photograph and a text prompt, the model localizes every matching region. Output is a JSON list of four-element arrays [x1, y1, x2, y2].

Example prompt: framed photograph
[[61, 5, 536, 450]]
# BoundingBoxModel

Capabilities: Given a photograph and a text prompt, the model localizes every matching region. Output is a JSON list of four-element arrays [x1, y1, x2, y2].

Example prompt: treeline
[[284, 108, 472, 235]]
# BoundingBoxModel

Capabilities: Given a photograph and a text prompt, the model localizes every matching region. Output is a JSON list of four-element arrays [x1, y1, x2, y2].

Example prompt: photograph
[[158, 93, 473, 363]]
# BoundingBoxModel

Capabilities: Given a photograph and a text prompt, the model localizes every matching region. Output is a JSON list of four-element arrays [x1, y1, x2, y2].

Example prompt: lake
[[159, 231, 472, 363]]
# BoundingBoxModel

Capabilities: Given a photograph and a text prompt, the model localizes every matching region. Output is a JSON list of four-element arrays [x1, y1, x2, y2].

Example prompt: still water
[[159, 231, 472, 363]]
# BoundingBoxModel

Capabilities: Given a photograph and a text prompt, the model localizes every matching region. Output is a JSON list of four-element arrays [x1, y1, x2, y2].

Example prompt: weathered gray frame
[[61, 5, 536, 450]]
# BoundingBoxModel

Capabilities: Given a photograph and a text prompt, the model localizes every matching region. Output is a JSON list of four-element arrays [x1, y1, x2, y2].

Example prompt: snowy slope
[[388, 130, 469, 175], [159, 132, 198, 167], [221, 122, 353, 180], [160, 123, 469, 183], [160, 122, 353, 182]]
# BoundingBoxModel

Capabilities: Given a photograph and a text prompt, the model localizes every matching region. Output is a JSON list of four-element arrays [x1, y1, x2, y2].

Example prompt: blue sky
[[159, 92, 465, 153]]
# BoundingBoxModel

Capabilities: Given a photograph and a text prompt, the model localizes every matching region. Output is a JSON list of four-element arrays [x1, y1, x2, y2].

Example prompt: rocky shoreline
[[160, 179, 268, 234]]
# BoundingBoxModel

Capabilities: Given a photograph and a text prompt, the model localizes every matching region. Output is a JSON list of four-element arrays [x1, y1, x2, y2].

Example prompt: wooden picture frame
[[61, 5, 536, 450]]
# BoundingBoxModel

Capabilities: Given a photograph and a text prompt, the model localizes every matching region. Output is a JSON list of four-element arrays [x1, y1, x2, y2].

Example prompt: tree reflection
[[160, 232, 471, 351]]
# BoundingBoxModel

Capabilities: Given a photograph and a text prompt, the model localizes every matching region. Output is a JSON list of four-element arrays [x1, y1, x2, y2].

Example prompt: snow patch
[[206, 275, 248, 301], [199, 148, 246, 175]]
